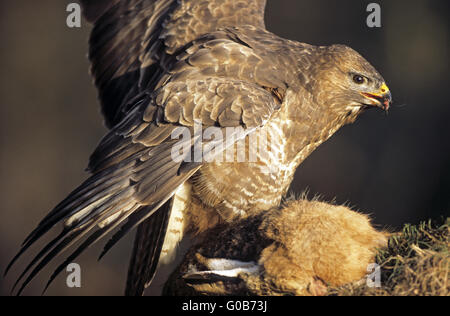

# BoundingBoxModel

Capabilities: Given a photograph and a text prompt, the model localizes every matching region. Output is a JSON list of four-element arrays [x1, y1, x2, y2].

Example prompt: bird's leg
[[183, 253, 260, 280]]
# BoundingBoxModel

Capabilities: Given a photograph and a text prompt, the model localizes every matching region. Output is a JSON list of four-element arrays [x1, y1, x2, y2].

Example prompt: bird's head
[[309, 44, 392, 116]]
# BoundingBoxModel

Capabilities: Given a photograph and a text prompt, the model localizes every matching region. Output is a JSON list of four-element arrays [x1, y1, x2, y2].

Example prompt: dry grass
[[329, 218, 449, 296]]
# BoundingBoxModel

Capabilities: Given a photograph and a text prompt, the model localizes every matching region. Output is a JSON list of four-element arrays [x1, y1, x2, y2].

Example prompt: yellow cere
[[379, 83, 389, 94]]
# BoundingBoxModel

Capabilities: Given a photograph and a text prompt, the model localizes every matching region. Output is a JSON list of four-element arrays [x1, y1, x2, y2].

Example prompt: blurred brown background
[[0, 0, 448, 295]]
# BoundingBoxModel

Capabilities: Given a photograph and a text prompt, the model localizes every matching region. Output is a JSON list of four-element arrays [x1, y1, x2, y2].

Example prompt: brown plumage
[[163, 198, 388, 296], [6, 0, 392, 295]]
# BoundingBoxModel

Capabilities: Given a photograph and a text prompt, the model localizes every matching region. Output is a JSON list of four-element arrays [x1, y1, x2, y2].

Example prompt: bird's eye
[[353, 75, 366, 85]]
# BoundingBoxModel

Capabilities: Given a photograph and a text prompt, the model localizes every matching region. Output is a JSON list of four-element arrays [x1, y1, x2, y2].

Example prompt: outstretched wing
[[6, 0, 282, 295], [81, 0, 267, 128], [81, 0, 270, 296], [6, 38, 283, 293]]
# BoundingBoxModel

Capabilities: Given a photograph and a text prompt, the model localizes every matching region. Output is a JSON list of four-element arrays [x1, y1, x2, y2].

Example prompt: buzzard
[[6, 0, 392, 295]]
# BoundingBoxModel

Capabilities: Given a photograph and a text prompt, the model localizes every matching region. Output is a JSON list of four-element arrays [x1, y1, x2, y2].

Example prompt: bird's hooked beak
[[361, 83, 392, 111]]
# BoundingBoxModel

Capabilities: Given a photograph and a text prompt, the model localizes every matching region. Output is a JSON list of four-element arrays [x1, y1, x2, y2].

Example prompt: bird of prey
[[6, 0, 392, 295]]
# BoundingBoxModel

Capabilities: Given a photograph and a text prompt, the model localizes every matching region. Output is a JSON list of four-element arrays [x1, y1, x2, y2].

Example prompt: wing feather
[[7, 1, 291, 294], [82, 0, 267, 126], [7, 73, 281, 293], [125, 200, 173, 296]]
